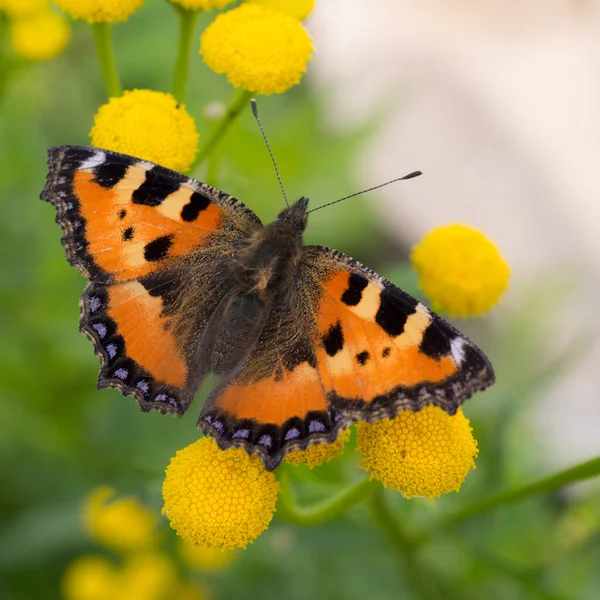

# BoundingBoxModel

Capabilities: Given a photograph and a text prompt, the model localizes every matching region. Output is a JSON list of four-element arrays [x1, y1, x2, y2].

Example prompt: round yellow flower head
[[356, 406, 478, 499], [246, 0, 315, 21], [62, 556, 117, 600], [115, 553, 177, 600], [1, 0, 48, 18], [162, 437, 279, 549], [285, 428, 351, 468], [410, 224, 510, 318], [90, 89, 199, 172], [83, 486, 157, 552], [170, 0, 235, 10], [54, 0, 146, 23], [10, 11, 70, 61], [178, 539, 237, 572], [200, 4, 313, 95]]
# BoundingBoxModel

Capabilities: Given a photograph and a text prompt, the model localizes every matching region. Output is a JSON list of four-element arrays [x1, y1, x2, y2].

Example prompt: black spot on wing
[[356, 350, 370, 365], [420, 321, 452, 359], [93, 162, 129, 189], [122, 227, 134, 241], [382, 347, 391, 357], [181, 192, 211, 222], [323, 322, 344, 357], [375, 287, 418, 336], [118, 209, 127, 219], [132, 167, 181, 206], [341, 273, 369, 306], [144, 235, 174, 261]]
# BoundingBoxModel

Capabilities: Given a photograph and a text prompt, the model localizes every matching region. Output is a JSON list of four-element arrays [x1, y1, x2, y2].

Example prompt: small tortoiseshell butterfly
[[42, 136, 494, 470]]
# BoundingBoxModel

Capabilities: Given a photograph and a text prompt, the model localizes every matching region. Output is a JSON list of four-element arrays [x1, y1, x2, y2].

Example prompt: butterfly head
[[276, 197, 309, 235]]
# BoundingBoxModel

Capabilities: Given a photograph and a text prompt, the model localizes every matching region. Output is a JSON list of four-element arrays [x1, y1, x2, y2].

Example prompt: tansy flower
[[9, 11, 70, 61], [177, 539, 237, 572], [410, 224, 510, 318], [246, 0, 315, 21], [83, 486, 158, 553], [61, 556, 117, 600], [54, 0, 146, 23], [90, 89, 199, 172], [285, 428, 351, 468], [162, 437, 279, 549], [0, 0, 48, 18], [356, 406, 478, 499], [115, 553, 177, 600], [169, 0, 235, 10], [200, 4, 313, 95]]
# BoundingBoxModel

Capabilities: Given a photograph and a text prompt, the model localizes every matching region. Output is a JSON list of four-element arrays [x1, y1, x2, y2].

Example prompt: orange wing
[[41, 146, 261, 283], [200, 246, 494, 470], [42, 146, 262, 414]]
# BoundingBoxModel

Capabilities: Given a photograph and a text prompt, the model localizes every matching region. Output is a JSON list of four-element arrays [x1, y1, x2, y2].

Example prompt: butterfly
[[41, 145, 495, 470]]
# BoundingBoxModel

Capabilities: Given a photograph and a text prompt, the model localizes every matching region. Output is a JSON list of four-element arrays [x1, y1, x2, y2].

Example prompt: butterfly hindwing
[[43, 146, 263, 412]]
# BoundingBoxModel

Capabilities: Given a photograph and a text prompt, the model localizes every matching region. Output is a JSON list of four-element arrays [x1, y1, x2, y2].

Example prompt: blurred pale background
[[310, 0, 600, 469]]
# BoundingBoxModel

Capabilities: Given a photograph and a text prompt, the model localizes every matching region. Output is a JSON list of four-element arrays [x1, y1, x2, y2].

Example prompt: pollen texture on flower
[[170, 0, 235, 10], [9, 11, 70, 61], [246, 0, 315, 21], [61, 556, 117, 600], [200, 4, 313, 95], [356, 406, 478, 499], [410, 224, 510, 318], [54, 0, 146, 23], [285, 428, 351, 468], [83, 486, 157, 552], [162, 437, 279, 549], [90, 89, 199, 172]]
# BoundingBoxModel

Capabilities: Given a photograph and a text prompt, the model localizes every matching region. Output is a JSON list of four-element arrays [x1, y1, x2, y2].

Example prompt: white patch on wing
[[450, 337, 468, 366], [80, 151, 106, 171]]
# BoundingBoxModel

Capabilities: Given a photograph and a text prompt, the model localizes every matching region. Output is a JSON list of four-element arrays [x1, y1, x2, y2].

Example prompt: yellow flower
[[178, 539, 236, 572], [162, 437, 279, 549], [410, 224, 510, 318], [90, 89, 199, 172], [62, 556, 117, 600], [356, 406, 478, 499], [200, 4, 313, 95], [83, 486, 157, 552], [1, 0, 48, 17], [246, 0, 314, 21], [173, 583, 210, 600], [9, 10, 70, 61], [114, 553, 177, 600], [170, 0, 235, 10], [285, 428, 351, 468], [54, 0, 146, 23]]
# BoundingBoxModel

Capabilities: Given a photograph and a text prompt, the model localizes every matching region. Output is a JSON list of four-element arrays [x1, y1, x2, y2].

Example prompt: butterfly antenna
[[306, 171, 422, 215], [251, 99, 289, 209]]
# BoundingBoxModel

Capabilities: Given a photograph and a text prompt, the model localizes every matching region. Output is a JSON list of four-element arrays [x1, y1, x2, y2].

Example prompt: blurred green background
[[1, 2, 599, 599]]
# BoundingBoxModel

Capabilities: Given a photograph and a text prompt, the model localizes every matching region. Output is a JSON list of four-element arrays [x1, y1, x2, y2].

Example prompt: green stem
[[191, 88, 253, 171], [0, 11, 8, 103], [91, 22, 122, 98], [172, 7, 198, 104], [276, 469, 378, 526], [369, 489, 440, 600], [441, 456, 600, 530]]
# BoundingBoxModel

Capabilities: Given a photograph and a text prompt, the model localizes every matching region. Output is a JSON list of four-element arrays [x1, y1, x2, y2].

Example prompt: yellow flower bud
[[9, 10, 70, 61], [90, 89, 199, 172], [177, 539, 237, 572], [200, 4, 313, 95], [54, 0, 147, 23], [410, 224, 510, 318], [162, 437, 279, 549], [61, 556, 117, 600], [356, 406, 478, 499], [246, 0, 315, 21], [285, 428, 351, 468]]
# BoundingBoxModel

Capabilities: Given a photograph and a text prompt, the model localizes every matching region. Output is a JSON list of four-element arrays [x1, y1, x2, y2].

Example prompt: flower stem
[[91, 22, 122, 99], [369, 489, 440, 600], [191, 88, 253, 171], [172, 7, 199, 104], [276, 469, 378, 526], [441, 456, 600, 530]]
